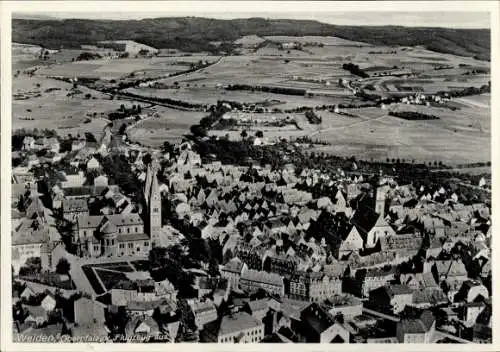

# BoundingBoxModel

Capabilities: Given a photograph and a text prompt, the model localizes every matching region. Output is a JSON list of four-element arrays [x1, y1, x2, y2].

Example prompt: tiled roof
[[118, 233, 150, 242], [222, 258, 244, 274], [218, 312, 263, 336], [12, 226, 52, 246], [241, 269, 283, 287], [248, 299, 269, 313]]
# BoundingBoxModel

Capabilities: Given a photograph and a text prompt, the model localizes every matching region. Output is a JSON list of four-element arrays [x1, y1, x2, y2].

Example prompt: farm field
[[12, 75, 144, 135], [209, 99, 490, 165], [128, 106, 206, 145], [125, 85, 363, 110], [154, 55, 358, 87], [309, 102, 490, 165], [376, 75, 488, 93], [36, 56, 212, 80], [263, 35, 372, 47], [12, 36, 491, 166]]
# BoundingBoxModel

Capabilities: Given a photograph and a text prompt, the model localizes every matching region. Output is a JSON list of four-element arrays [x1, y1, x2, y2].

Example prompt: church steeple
[[145, 158, 161, 246]]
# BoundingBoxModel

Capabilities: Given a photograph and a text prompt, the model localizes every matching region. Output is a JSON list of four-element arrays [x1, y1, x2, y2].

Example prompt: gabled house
[[368, 284, 413, 314], [338, 226, 364, 258], [396, 310, 435, 343], [350, 207, 395, 249], [300, 303, 350, 343]]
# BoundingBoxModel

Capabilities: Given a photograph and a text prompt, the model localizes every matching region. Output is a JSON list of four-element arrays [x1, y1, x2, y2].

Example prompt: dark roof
[[301, 303, 335, 334], [350, 206, 380, 236], [399, 310, 435, 334]]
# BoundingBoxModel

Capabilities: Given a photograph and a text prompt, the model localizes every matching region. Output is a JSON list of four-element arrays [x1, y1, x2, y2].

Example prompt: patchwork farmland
[[12, 33, 490, 165]]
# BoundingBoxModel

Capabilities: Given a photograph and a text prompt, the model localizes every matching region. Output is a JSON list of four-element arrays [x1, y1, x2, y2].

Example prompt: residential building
[[289, 272, 342, 302], [74, 297, 106, 325], [202, 312, 265, 343], [62, 198, 88, 222], [220, 257, 247, 290], [326, 295, 363, 321], [239, 269, 285, 296], [396, 310, 436, 343], [300, 303, 350, 343], [368, 284, 413, 314], [189, 299, 219, 330]]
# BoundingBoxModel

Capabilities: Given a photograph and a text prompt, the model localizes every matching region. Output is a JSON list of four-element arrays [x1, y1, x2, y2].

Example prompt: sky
[[13, 10, 491, 29]]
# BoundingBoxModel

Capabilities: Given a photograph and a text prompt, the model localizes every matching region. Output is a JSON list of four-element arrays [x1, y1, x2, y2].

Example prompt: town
[[11, 124, 491, 343], [10, 13, 492, 345]]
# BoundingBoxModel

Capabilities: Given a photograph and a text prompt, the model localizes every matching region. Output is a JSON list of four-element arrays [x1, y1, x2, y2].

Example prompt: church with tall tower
[[144, 158, 162, 247]]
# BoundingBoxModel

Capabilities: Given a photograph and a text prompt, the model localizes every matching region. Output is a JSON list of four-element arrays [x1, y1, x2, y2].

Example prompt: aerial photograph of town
[[7, 4, 493, 346]]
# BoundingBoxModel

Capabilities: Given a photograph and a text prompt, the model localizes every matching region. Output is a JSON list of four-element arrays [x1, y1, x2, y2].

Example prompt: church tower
[[145, 159, 162, 246], [375, 187, 386, 217]]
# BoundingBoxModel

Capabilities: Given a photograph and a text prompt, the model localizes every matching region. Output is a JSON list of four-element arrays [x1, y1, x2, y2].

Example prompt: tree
[[255, 130, 264, 138], [240, 130, 248, 139], [56, 258, 71, 275], [190, 125, 207, 138], [118, 123, 127, 135]]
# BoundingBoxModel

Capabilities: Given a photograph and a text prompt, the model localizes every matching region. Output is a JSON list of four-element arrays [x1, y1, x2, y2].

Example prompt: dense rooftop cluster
[[11, 127, 491, 344]]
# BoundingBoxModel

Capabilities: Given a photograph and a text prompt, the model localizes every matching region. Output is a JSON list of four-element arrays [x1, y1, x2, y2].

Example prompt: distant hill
[[12, 17, 490, 60]]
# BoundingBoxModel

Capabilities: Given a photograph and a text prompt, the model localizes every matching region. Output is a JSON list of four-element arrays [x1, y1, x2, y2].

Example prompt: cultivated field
[[12, 75, 143, 135], [125, 86, 361, 110], [128, 106, 206, 145], [12, 36, 491, 166], [36, 57, 211, 80], [310, 102, 490, 165]]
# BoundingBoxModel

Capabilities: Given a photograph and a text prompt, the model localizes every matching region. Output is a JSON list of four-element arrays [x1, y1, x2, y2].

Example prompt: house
[[396, 310, 436, 343], [454, 280, 489, 303], [39, 292, 56, 311], [22, 136, 35, 150], [189, 299, 218, 330], [86, 157, 101, 170], [338, 226, 364, 258], [326, 295, 363, 321], [111, 275, 177, 307], [74, 296, 106, 326], [263, 252, 297, 276], [432, 259, 468, 283], [11, 225, 54, 275], [380, 232, 423, 257], [19, 285, 36, 300], [220, 257, 247, 290], [23, 305, 50, 327], [350, 207, 396, 248], [61, 171, 87, 189], [239, 269, 284, 296], [202, 312, 264, 343], [300, 303, 350, 343], [62, 198, 88, 222], [461, 301, 487, 326], [125, 314, 161, 341], [358, 267, 396, 297], [94, 175, 109, 187], [244, 299, 269, 321], [288, 272, 342, 302], [368, 284, 413, 314]]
